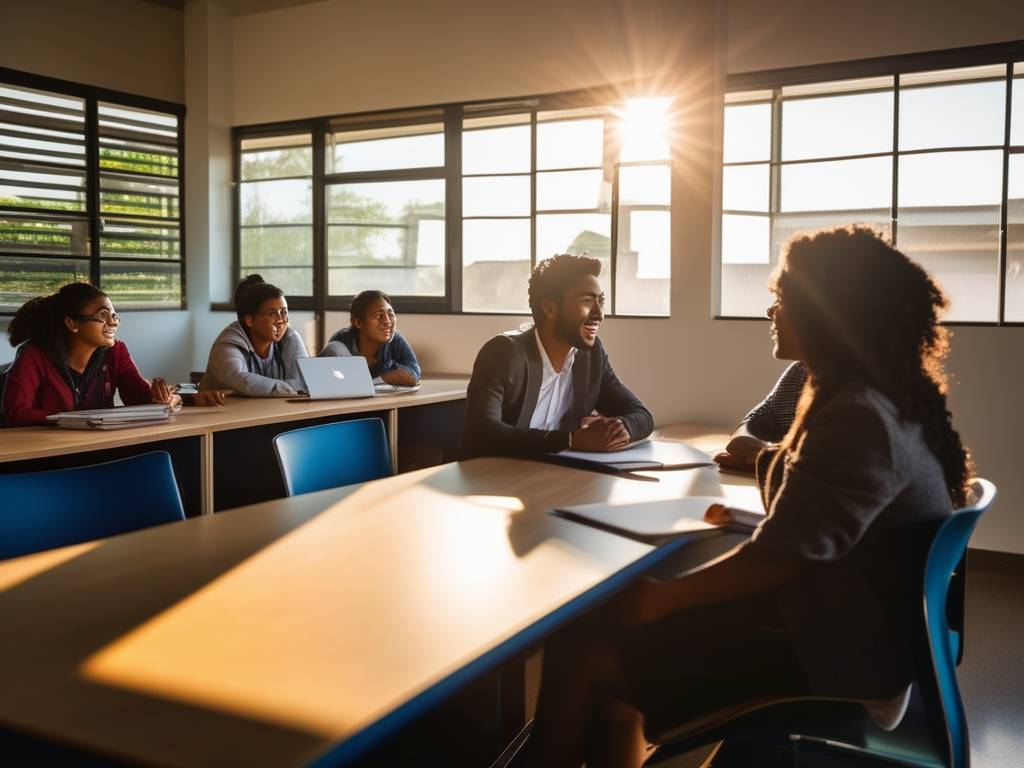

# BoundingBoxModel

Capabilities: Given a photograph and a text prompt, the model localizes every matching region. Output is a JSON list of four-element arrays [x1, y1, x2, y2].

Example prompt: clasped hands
[[571, 411, 631, 452]]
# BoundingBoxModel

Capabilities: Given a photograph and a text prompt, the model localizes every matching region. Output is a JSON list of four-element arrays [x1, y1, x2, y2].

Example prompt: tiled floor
[[957, 562, 1024, 768]]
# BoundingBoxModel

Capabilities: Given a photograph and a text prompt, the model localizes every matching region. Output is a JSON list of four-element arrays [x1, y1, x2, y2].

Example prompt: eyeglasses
[[262, 308, 289, 321], [74, 310, 120, 326]]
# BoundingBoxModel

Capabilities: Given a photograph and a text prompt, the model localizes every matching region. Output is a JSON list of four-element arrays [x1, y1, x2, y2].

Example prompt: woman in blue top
[[321, 290, 421, 386]]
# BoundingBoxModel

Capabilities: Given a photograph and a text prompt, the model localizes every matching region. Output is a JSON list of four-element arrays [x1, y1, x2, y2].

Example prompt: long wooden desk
[[0, 378, 469, 515], [0, 425, 755, 767]]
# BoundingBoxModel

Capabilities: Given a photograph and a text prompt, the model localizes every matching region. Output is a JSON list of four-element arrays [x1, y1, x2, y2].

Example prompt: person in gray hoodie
[[200, 274, 308, 396]]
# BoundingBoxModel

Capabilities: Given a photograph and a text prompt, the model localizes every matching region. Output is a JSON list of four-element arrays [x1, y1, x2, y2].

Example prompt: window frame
[[231, 84, 673, 320], [718, 39, 1024, 326], [0, 66, 187, 315]]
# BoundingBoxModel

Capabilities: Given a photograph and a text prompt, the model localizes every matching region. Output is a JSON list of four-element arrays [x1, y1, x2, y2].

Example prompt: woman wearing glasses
[[200, 274, 308, 396], [2, 282, 221, 427]]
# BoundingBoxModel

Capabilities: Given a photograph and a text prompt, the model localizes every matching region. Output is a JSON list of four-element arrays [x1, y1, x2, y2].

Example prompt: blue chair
[[0, 451, 186, 560], [273, 417, 392, 496], [644, 478, 996, 768]]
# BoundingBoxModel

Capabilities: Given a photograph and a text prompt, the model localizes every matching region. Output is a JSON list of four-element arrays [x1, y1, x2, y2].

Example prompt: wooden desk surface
[[0, 377, 469, 464], [0, 430, 753, 767]]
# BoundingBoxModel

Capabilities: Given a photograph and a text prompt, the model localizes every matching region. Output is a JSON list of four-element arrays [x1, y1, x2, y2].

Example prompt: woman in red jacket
[[2, 282, 220, 426]]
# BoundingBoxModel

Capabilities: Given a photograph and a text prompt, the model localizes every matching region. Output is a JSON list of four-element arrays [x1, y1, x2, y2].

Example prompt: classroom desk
[[0, 377, 468, 515], [0, 427, 755, 767]]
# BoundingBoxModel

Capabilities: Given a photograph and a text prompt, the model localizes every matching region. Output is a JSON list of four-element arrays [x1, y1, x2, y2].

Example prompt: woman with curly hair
[[526, 225, 973, 767], [2, 282, 222, 427]]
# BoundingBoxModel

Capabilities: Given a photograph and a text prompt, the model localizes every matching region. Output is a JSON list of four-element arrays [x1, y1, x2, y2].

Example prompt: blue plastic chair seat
[[0, 451, 186, 560], [273, 417, 392, 497]]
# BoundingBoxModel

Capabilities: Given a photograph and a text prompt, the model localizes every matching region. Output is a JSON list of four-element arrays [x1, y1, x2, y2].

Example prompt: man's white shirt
[[529, 329, 576, 430]]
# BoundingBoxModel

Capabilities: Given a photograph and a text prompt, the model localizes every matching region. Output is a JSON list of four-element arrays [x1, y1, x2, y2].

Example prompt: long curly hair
[[769, 225, 972, 506], [7, 282, 107, 369]]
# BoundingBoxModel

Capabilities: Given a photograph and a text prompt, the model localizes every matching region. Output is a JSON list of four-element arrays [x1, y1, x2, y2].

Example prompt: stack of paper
[[46, 404, 178, 430]]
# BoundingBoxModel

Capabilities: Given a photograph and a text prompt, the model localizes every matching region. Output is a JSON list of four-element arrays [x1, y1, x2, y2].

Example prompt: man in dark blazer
[[462, 254, 653, 457]]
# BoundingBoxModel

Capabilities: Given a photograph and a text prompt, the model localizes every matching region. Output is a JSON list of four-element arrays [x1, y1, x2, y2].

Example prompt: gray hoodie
[[200, 321, 308, 396]]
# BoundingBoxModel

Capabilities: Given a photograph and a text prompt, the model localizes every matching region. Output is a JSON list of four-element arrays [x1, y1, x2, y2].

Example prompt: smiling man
[[462, 254, 653, 457]]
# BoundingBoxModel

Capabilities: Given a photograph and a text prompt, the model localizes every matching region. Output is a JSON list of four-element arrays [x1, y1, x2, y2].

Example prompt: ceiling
[[140, 0, 328, 17]]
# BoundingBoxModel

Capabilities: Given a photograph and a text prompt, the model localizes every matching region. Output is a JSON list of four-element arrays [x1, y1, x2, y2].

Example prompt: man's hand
[[571, 416, 631, 452]]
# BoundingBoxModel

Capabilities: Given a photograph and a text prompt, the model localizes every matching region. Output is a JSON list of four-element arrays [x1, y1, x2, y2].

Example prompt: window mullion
[[312, 122, 327, 349], [998, 61, 1013, 325], [769, 88, 782, 265], [892, 73, 901, 247], [445, 105, 461, 313], [85, 97, 100, 286]]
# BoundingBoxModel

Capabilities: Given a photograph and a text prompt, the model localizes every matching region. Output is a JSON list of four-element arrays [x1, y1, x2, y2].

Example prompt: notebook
[[46, 403, 178, 430], [545, 438, 715, 473], [551, 496, 765, 545], [295, 357, 375, 400]]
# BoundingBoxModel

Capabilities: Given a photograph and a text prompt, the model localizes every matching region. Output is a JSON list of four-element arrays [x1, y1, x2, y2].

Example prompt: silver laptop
[[296, 357, 375, 400]]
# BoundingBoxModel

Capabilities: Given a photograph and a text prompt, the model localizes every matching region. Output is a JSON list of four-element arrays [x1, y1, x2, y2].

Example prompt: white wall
[[0, 0, 184, 102]]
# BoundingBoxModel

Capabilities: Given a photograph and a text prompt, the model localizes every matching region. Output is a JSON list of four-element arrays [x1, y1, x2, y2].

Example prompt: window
[[239, 133, 313, 296], [234, 90, 674, 317], [719, 47, 1024, 324], [0, 69, 185, 313]]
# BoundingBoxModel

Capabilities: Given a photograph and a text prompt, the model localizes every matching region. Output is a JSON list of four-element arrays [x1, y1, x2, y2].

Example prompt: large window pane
[[721, 213, 769, 265], [619, 165, 670, 206], [617, 97, 673, 162], [898, 150, 1002, 322], [537, 169, 608, 211], [1002, 155, 1024, 321], [899, 80, 1005, 151], [782, 90, 893, 160], [537, 116, 603, 169], [723, 102, 770, 163], [536, 213, 611, 289], [722, 164, 769, 212], [616, 210, 669, 315], [0, 256, 88, 312], [100, 259, 181, 309], [462, 175, 530, 217], [1012, 67, 1024, 146], [463, 117, 530, 174], [327, 179, 445, 297], [898, 150, 1002, 208], [463, 219, 530, 312], [241, 135, 312, 180], [241, 226, 312, 270], [781, 156, 892, 212], [241, 179, 312, 225], [327, 123, 444, 173], [240, 134, 312, 296]]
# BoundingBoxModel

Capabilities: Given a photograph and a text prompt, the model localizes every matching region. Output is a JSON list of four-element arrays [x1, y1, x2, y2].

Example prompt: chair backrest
[[919, 477, 996, 768], [0, 451, 186, 560], [273, 417, 391, 496]]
